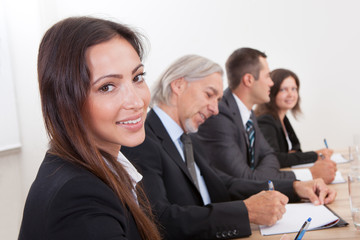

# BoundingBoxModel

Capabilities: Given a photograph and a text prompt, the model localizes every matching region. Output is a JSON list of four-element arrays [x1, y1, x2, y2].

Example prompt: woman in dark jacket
[[18, 16, 161, 240], [254, 68, 333, 168]]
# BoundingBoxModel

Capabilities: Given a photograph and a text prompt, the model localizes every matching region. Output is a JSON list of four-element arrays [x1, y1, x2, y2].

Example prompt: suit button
[[227, 230, 233, 237], [222, 231, 227, 238], [216, 232, 222, 238], [233, 230, 239, 236]]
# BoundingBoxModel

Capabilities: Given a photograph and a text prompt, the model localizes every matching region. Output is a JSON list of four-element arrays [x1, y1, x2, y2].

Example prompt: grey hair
[[150, 54, 223, 107]]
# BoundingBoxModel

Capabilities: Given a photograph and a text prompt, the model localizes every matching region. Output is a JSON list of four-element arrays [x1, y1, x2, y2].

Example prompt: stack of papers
[[260, 203, 340, 236], [291, 153, 347, 184], [292, 153, 350, 169]]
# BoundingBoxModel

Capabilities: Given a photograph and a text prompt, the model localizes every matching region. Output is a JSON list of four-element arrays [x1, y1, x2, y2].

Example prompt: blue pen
[[268, 180, 274, 191], [294, 217, 312, 240], [324, 138, 329, 149]]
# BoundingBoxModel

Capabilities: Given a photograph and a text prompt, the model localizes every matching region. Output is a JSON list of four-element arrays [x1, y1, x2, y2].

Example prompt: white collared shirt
[[117, 151, 143, 187], [103, 152, 143, 203], [232, 93, 251, 128], [153, 106, 211, 205], [285, 132, 293, 151]]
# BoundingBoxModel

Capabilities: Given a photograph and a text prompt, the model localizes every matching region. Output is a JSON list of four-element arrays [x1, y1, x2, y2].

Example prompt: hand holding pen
[[316, 139, 334, 161], [243, 181, 288, 226]]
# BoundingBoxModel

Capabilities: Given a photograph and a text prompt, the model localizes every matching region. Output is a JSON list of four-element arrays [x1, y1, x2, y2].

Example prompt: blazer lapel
[[192, 140, 231, 202], [275, 116, 288, 150], [223, 89, 249, 146], [284, 115, 301, 151], [146, 110, 199, 189]]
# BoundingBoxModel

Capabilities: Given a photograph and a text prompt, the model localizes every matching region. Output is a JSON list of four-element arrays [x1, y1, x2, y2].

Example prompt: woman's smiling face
[[84, 36, 150, 155]]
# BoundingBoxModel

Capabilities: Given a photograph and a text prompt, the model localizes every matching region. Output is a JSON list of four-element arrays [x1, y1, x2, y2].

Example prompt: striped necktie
[[180, 133, 200, 191], [246, 119, 255, 169]]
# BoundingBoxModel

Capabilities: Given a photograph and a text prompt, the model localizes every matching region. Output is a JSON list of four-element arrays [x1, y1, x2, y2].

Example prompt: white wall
[[1, 0, 360, 239], [0, 0, 48, 239]]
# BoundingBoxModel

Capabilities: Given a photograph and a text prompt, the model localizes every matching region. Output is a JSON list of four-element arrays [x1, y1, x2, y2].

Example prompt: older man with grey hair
[[121, 54, 336, 240]]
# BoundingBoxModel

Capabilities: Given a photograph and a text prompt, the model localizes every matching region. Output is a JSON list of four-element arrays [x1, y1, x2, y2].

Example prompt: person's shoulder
[[257, 113, 277, 124], [24, 153, 111, 216], [218, 98, 231, 114], [125, 126, 162, 152], [31, 153, 106, 202], [40, 153, 93, 181], [121, 130, 163, 170], [219, 90, 233, 109], [47, 160, 117, 214]]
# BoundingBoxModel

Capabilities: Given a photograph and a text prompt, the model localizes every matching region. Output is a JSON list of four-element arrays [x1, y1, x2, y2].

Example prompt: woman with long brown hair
[[254, 69, 336, 181], [18, 16, 161, 240]]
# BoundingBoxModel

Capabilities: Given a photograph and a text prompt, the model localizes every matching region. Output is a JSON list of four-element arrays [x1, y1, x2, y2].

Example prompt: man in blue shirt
[[121, 54, 336, 240]]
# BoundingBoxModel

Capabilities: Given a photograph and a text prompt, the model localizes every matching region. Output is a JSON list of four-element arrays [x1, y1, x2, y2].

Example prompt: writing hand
[[244, 190, 288, 226]]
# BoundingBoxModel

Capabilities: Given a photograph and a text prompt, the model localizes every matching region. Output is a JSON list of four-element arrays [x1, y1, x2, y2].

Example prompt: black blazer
[[121, 109, 298, 240], [19, 153, 142, 240], [197, 88, 296, 180], [257, 114, 318, 168]]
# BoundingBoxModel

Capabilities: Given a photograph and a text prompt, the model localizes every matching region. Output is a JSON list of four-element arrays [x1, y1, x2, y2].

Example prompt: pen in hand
[[268, 180, 274, 191], [294, 217, 311, 240]]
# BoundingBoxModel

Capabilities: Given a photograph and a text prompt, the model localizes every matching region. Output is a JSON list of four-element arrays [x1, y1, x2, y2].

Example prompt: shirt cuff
[[292, 169, 313, 181]]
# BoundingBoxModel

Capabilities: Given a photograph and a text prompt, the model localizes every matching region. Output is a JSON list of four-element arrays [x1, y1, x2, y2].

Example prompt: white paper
[[292, 153, 349, 169], [260, 203, 339, 236], [292, 168, 313, 181], [290, 153, 347, 184], [292, 169, 345, 184], [330, 153, 350, 164], [331, 171, 346, 184]]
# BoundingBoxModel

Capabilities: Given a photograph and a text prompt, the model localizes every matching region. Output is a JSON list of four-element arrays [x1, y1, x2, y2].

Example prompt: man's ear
[[242, 73, 254, 87], [170, 77, 187, 96]]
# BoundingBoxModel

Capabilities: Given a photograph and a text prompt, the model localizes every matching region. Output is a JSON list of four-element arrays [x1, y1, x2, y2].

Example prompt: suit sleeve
[[46, 175, 133, 240], [122, 137, 252, 240], [257, 115, 318, 168], [197, 107, 296, 181], [213, 168, 299, 203]]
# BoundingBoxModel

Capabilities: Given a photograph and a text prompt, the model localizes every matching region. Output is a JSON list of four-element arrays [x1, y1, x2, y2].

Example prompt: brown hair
[[38, 16, 160, 240], [226, 47, 267, 90], [255, 68, 302, 119]]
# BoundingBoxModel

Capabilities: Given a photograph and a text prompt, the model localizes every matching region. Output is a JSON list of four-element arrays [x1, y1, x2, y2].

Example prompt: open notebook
[[259, 203, 347, 236]]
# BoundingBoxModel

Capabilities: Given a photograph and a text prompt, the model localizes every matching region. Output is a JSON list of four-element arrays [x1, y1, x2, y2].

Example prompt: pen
[[324, 138, 329, 149], [268, 180, 274, 191], [294, 217, 312, 240]]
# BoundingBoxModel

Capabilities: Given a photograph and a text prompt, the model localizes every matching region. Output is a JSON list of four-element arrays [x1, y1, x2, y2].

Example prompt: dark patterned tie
[[180, 133, 200, 191], [246, 119, 255, 169]]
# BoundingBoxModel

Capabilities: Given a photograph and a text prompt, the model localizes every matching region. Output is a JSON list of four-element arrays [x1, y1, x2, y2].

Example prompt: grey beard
[[184, 118, 198, 133]]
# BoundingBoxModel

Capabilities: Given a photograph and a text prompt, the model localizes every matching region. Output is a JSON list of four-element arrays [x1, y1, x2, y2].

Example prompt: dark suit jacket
[[121, 109, 298, 240], [197, 88, 296, 181], [257, 114, 318, 168], [19, 153, 142, 240]]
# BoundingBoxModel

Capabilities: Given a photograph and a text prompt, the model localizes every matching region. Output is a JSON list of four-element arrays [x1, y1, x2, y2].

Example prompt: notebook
[[259, 203, 348, 236]]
